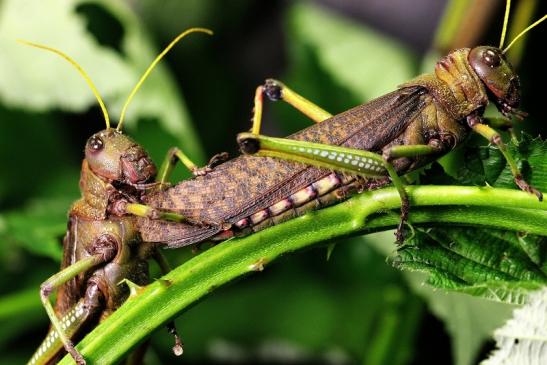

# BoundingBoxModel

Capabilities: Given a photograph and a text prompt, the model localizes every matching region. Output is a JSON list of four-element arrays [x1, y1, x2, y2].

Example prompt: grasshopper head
[[468, 46, 521, 117], [85, 129, 156, 185]]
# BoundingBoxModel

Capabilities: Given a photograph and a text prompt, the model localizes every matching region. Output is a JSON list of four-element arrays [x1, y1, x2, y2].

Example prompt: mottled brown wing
[[138, 86, 426, 247]]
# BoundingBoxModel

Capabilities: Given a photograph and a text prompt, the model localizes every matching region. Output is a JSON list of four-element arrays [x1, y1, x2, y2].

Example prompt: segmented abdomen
[[211, 172, 389, 241]]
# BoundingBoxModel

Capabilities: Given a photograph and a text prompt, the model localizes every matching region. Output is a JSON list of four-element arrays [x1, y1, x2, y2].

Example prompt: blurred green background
[[0, 0, 545, 364]]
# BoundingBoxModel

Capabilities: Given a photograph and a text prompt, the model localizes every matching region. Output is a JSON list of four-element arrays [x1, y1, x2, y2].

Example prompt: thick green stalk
[[58, 185, 547, 364]]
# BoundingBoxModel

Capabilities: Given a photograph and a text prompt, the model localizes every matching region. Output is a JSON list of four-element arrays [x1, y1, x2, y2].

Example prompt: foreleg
[[468, 114, 542, 200]]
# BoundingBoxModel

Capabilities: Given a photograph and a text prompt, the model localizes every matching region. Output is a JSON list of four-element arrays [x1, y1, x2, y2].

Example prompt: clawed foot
[[515, 175, 543, 201], [395, 224, 405, 244], [167, 322, 184, 356], [67, 342, 86, 365], [192, 152, 229, 176], [263, 79, 283, 101], [395, 195, 410, 244]]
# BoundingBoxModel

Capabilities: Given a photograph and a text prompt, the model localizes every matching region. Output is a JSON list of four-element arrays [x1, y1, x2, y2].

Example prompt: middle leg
[[467, 113, 542, 200], [153, 249, 184, 356], [250, 79, 333, 134]]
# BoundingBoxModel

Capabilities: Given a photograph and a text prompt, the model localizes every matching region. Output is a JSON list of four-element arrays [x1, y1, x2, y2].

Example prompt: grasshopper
[[137, 6, 546, 248], [234, 12, 547, 241], [23, 29, 216, 365]]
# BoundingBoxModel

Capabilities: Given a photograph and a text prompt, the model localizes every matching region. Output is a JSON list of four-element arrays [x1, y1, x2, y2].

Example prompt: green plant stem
[[58, 185, 547, 364]]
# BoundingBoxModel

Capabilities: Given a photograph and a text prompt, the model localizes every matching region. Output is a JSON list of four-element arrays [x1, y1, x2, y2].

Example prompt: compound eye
[[482, 49, 501, 67], [88, 135, 104, 152]]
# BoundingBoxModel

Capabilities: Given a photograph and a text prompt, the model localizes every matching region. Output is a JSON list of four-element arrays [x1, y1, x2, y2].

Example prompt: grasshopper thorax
[[85, 129, 157, 185], [468, 46, 520, 117]]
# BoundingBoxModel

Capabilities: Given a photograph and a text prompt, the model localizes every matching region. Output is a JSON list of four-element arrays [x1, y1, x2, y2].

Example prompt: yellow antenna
[[503, 14, 547, 53], [499, 0, 511, 49], [17, 39, 111, 129], [116, 27, 213, 131]]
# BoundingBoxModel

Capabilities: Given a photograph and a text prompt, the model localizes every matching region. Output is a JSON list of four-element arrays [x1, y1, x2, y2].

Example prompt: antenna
[[503, 14, 547, 53], [499, 0, 511, 49], [17, 39, 111, 129], [116, 27, 213, 131]]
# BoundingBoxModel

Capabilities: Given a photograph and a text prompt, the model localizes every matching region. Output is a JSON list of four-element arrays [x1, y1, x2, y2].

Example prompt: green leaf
[[0, 0, 204, 161], [0, 196, 72, 261], [394, 232, 546, 305], [444, 134, 547, 191], [387, 136, 547, 364], [516, 234, 547, 274], [393, 136, 547, 304], [394, 228, 546, 303]]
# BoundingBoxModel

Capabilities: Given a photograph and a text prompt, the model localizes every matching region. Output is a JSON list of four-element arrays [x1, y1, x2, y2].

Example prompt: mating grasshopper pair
[[26, 4, 546, 364]]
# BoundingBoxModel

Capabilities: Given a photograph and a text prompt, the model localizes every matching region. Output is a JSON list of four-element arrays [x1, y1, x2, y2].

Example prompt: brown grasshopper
[[137, 9, 546, 247], [23, 29, 217, 365]]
